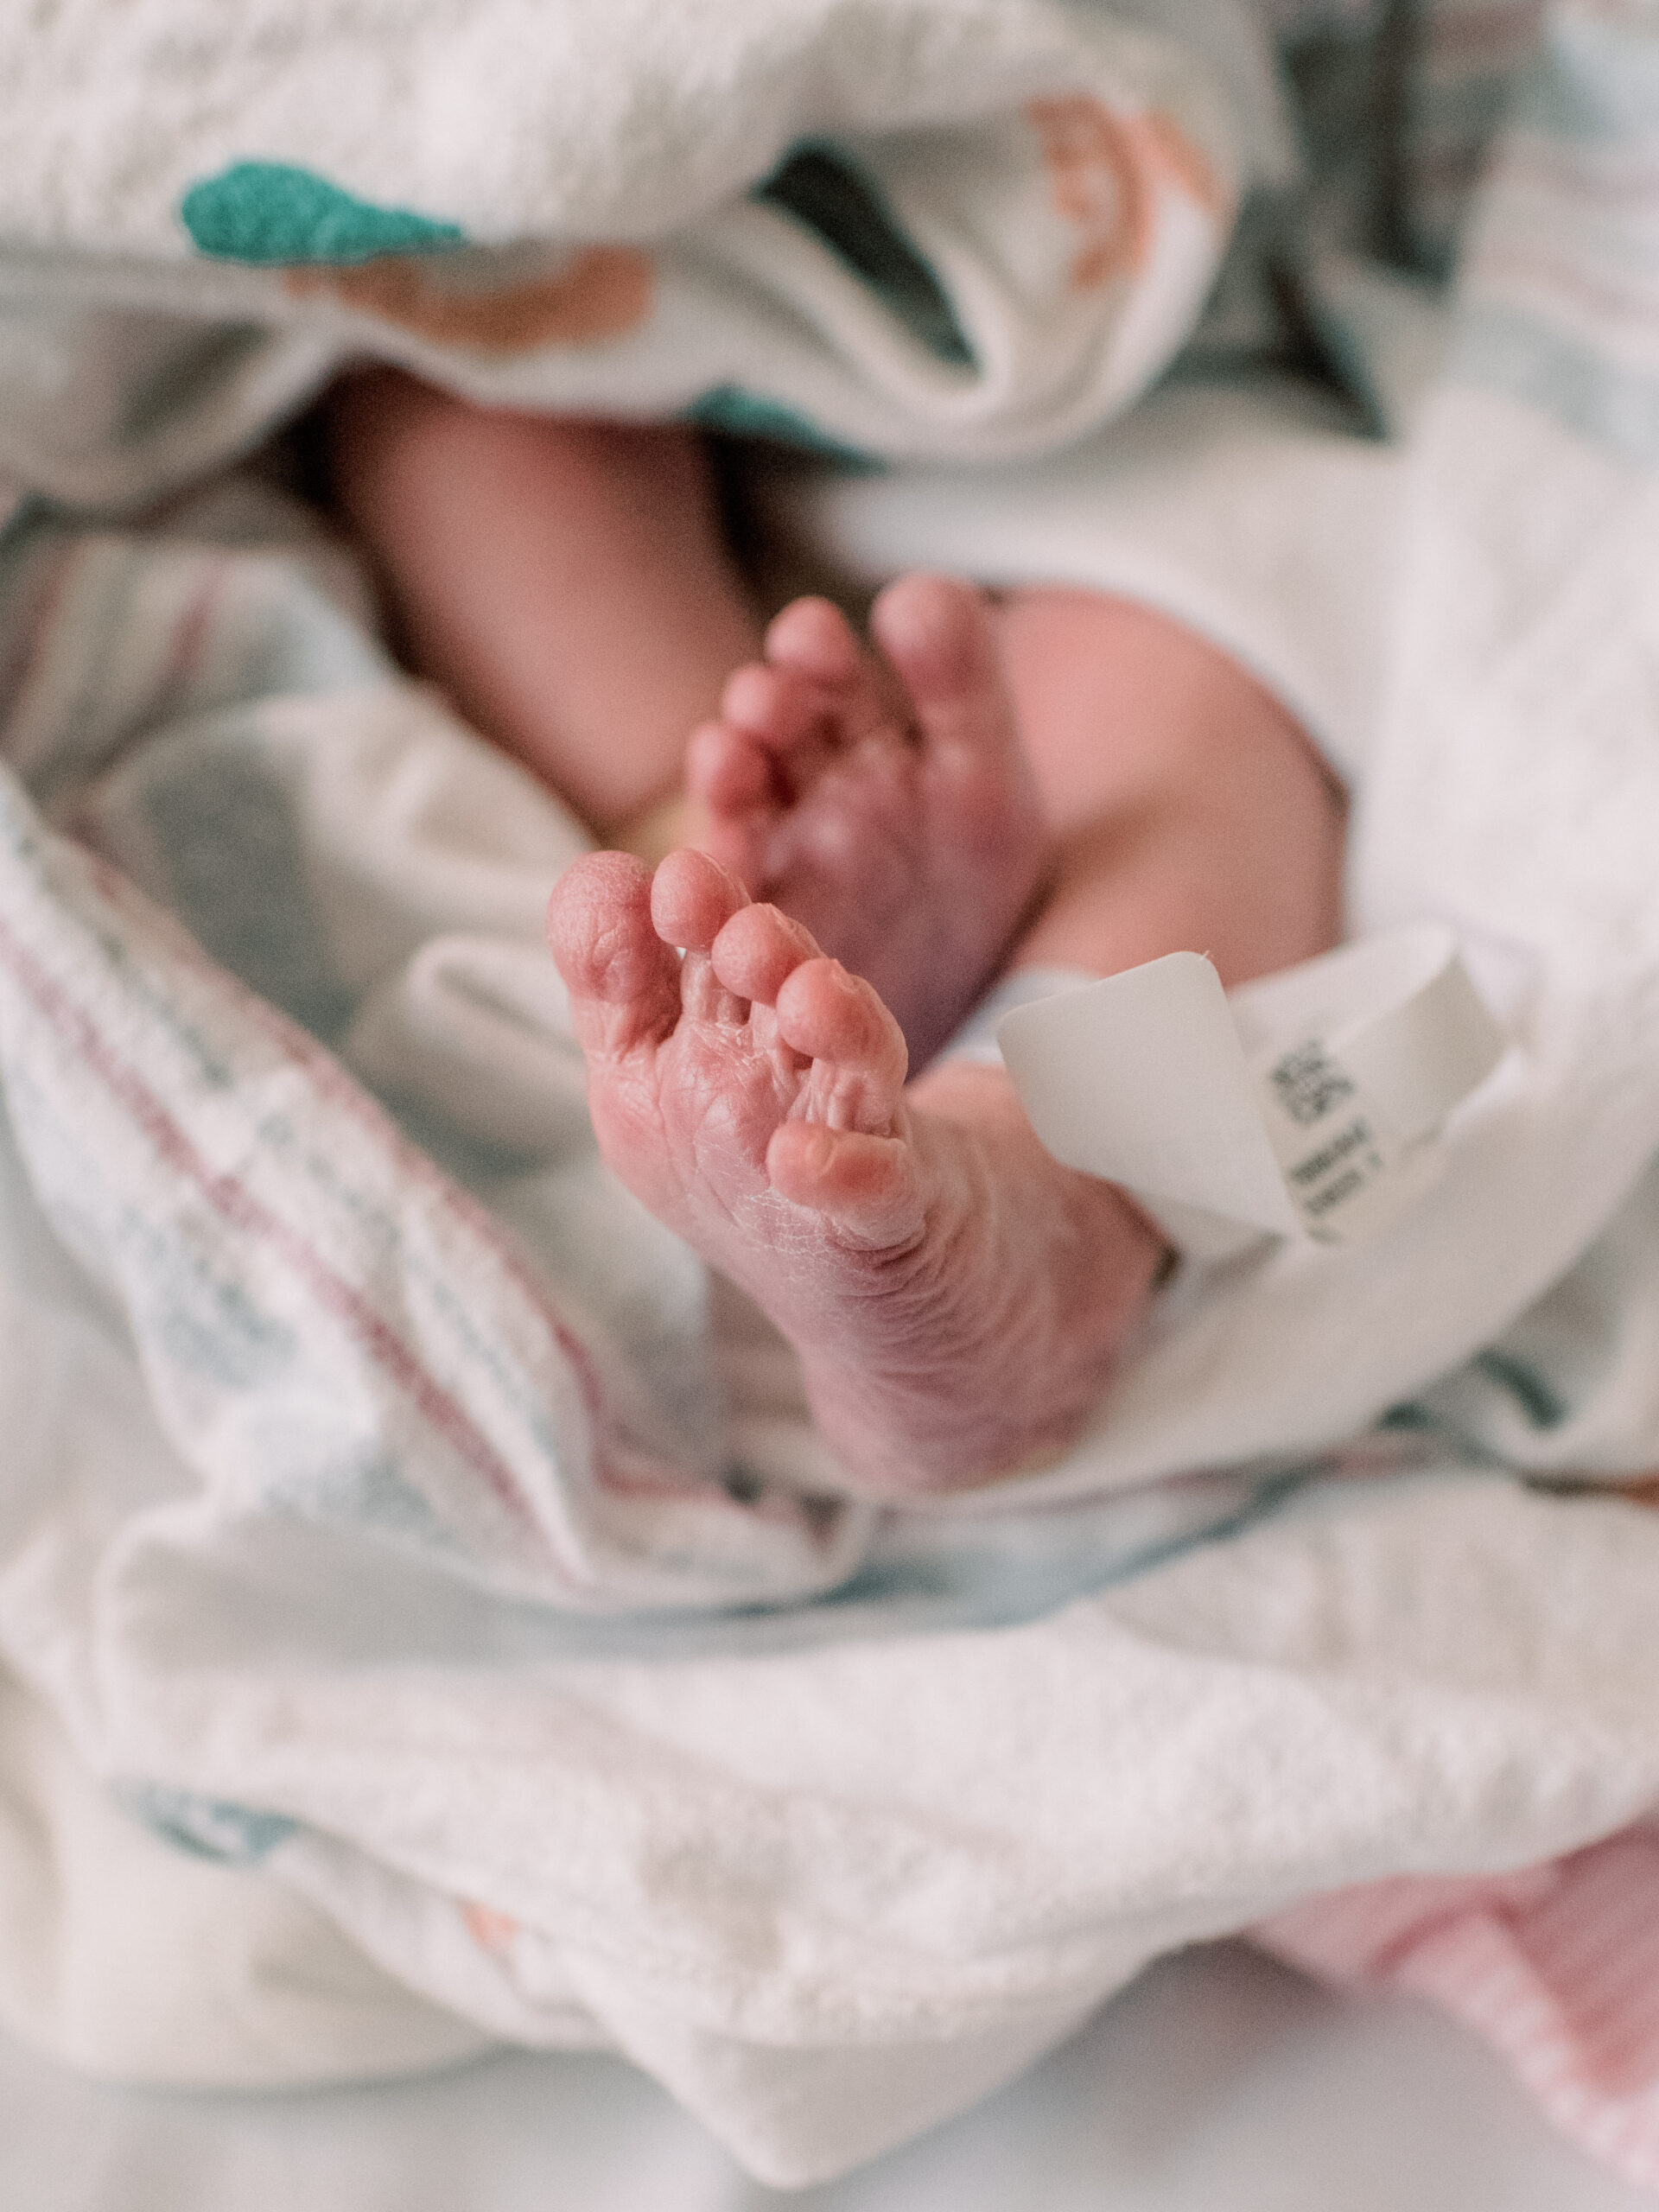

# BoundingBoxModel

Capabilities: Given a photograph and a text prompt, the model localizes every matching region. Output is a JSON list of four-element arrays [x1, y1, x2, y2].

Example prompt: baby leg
[[988, 585, 1344, 990], [327, 370, 761, 846]]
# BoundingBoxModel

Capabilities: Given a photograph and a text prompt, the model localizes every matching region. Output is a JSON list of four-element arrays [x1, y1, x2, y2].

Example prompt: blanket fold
[[0, 0, 1295, 500]]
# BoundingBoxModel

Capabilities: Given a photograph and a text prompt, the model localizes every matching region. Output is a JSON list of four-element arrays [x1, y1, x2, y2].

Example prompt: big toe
[[870, 573, 1011, 758], [547, 851, 680, 1050]]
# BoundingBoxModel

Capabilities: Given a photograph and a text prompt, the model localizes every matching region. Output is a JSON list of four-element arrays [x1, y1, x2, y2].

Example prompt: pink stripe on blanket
[[74, 846, 734, 1520], [0, 806, 826, 1607], [0, 904, 552, 1543], [150, 556, 229, 721], [1255, 1826, 1659, 2190]]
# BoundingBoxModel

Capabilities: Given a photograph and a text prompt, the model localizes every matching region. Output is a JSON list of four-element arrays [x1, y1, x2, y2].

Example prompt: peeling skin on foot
[[686, 574, 1052, 1072], [548, 845, 1165, 1497]]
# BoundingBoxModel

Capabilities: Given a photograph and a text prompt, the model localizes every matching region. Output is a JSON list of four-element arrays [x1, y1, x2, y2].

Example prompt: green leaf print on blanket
[[180, 162, 466, 264]]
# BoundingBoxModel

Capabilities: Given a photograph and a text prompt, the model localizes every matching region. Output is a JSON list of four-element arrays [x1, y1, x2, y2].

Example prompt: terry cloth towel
[[0, 0, 1292, 507]]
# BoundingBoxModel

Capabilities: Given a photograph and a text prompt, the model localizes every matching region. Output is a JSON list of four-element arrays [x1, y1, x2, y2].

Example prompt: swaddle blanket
[[0, 0, 1291, 510], [9, 0, 1659, 2194]]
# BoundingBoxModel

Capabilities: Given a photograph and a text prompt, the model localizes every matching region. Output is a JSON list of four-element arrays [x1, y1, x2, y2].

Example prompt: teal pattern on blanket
[[181, 162, 466, 264], [683, 385, 879, 466], [116, 1783, 297, 1866]]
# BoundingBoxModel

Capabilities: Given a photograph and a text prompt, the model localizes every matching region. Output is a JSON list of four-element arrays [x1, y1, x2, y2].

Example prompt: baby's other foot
[[686, 575, 1050, 1069], [547, 848, 1161, 1495]]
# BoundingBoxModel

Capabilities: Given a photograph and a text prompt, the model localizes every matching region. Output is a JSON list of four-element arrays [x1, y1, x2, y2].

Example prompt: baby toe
[[766, 1120, 922, 1245], [650, 847, 750, 953], [710, 899, 823, 1007], [720, 661, 823, 753], [764, 594, 864, 686], [686, 716, 773, 813], [775, 958, 908, 1128]]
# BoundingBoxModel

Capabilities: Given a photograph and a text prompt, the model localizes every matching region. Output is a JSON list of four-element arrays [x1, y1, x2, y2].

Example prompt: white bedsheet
[[2, 1944, 1649, 2212]]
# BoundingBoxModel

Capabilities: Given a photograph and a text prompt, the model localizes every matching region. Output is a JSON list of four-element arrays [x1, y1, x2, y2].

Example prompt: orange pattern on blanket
[[283, 245, 654, 353], [1027, 97, 1225, 291], [1530, 1471, 1659, 1507], [1594, 1471, 1659, 1505], [461, 1899, 521, 1957]]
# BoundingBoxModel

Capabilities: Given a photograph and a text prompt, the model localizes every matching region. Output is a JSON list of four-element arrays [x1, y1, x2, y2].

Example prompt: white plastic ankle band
[[996, 925, 1507, 1260], [934, 967, 1100, 1067]]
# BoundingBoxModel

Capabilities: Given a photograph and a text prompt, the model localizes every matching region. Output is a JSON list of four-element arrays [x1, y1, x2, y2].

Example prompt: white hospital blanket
[[4, 0, 1659, 2194]]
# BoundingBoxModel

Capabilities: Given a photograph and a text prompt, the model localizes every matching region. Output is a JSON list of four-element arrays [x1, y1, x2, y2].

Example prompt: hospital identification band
[[995, 925, 1507, 1259]]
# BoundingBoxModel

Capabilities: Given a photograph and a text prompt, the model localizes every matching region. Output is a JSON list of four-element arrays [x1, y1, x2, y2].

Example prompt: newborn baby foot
[[686, 574, 1050, 1071], [547, 848, 1163, 1496]]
